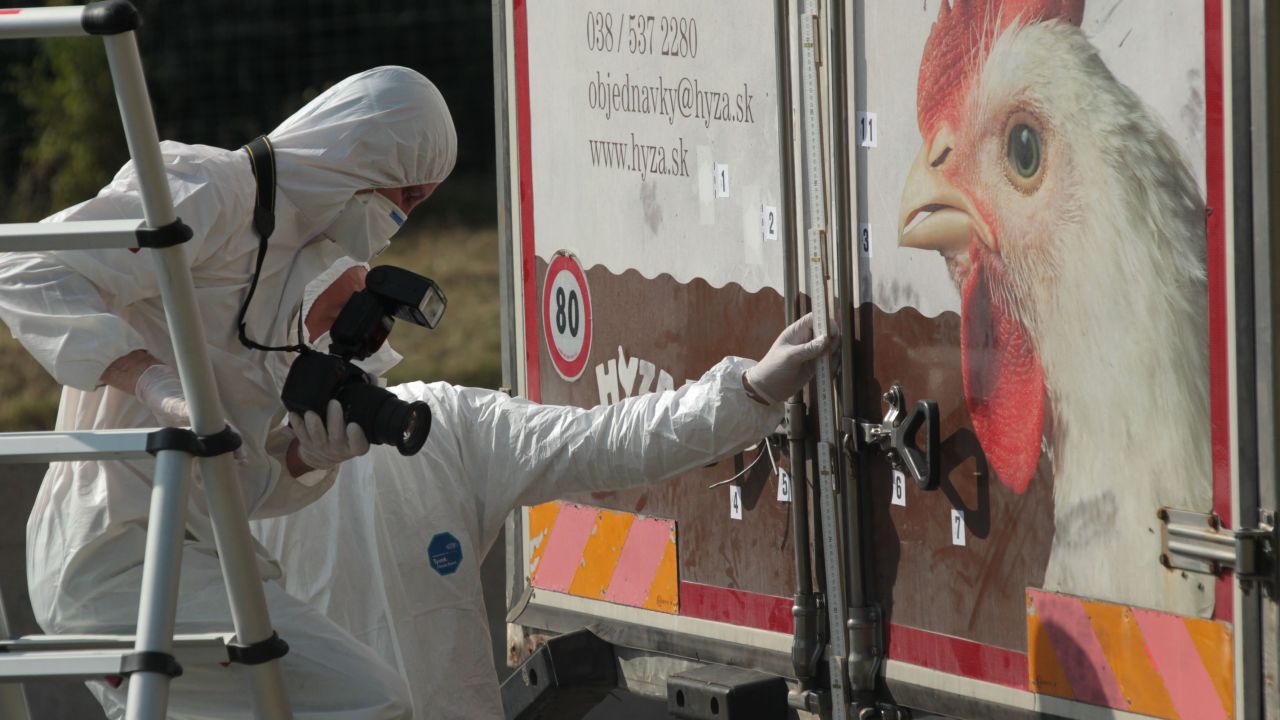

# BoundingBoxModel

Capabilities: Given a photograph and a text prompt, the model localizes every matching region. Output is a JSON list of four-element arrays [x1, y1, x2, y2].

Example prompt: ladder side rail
[[101, 29, 292, 719], [123, 446, 193, 719], [0, 583, 32, 720]]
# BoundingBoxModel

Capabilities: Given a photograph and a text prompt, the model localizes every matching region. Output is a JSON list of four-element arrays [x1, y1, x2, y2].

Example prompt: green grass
[[377, 224, 504, 391], [0, 224, 503, 432]]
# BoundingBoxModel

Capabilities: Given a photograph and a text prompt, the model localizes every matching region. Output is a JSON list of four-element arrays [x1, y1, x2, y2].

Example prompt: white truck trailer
[[493, 1, 1280, 718]]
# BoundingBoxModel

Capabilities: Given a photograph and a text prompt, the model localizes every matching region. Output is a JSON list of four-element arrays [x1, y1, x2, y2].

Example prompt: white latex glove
[[743, 313, 837, 405], [290, 399, 371, 471], [134, 363, 247, 463], [135, 363, 190, 427]]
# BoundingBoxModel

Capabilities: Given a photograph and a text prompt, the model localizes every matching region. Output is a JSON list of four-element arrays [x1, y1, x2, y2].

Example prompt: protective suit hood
[[267, 66, 457, 242]]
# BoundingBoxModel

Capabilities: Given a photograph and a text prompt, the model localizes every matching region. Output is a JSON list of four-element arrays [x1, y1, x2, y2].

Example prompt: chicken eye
[[1007, 124, 1041, 180]]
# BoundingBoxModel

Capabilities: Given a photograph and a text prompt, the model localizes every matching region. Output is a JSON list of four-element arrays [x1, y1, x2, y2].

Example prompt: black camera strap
[[239, 135, 304, 354]]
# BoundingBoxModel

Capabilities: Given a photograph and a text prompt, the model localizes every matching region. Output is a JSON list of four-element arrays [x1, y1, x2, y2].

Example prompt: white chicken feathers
[[972, 20, 1212, 615]]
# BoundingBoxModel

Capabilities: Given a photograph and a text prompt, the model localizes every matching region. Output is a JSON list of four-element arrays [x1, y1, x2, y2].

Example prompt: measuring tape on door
[[799, 2, 851, 718]]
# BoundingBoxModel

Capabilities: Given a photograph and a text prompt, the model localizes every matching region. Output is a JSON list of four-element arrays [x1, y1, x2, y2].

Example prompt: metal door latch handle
[[855, 384, 940, 490]]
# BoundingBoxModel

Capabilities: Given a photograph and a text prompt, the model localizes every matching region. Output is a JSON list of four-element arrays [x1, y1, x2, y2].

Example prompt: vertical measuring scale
[[799, 2, 850, 718]]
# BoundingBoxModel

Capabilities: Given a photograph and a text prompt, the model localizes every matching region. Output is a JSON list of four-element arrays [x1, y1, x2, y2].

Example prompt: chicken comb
[[917, 0, 1084, 137]]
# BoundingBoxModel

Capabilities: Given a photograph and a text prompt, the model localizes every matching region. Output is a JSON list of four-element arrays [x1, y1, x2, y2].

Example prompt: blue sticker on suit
[[428, 532, 463, 576]]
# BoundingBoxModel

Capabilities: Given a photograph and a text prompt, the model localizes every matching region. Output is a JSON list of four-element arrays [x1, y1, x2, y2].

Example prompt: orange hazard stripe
[[1027, 589, 1233, 719], [1085, 603, 1176, 717], [528, 501, 679, 614], [1185, 616, 1234, 714], [643, 534, 679, 613], [526, 501, 560, 578], [1026, 593, 1074, 698], [568, 509, 633, 600]]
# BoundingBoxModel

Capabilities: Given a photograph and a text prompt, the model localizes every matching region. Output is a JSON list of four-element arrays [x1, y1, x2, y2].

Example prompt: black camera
[[280, 265, 447, 455]]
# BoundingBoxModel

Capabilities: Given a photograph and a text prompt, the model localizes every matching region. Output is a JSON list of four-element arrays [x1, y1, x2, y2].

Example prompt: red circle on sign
[[542, 252, 593, 381]]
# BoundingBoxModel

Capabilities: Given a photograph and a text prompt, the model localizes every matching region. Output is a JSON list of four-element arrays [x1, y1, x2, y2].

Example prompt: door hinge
[[1159, 507, 1277, 596]]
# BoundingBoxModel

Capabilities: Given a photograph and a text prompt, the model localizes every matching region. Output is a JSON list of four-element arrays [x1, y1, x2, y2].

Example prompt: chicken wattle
[[961, 245, 1044, 493]]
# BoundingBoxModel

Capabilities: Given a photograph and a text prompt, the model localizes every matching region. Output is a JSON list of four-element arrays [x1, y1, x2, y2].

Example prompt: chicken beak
[[898, 130, 995, 254]]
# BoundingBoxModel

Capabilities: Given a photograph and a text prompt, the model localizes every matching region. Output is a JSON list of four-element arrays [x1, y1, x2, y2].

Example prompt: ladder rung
[[0, 430, 163, 464], [0, 649, 138, 681], [0, 5, 88, 40], [0, 219, 146, 252], [0, 634, 233, 681], [0, 1, 139, 41], [0, 632, 233, 651]]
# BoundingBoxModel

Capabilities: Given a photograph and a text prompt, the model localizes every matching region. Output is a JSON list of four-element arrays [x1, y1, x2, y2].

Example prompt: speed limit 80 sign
[[542, 251, 593, 381]]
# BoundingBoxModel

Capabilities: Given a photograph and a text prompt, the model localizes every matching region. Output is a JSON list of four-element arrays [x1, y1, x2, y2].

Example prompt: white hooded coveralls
[[252, 359, 780, 720], [0, 66, 456, 718]]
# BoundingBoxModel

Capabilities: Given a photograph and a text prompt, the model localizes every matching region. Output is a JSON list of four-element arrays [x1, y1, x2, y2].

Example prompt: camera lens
[[336, 383, 432, 455], [382, 399, 432, 455]]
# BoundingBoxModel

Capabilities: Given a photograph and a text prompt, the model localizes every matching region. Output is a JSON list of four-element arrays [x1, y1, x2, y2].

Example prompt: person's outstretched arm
[[423, 314, 832, 551]]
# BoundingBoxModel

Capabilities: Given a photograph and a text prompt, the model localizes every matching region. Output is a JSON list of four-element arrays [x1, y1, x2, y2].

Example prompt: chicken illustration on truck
[[898, 0, 1212, 616]]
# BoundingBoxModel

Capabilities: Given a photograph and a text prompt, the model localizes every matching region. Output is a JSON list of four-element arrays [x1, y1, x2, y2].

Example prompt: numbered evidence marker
[[858, 223, 873, 258], [777, 468, 792, 502], [730, 484, 743, 520], [951, 508, 966, 546], [856, 111, 878, 148], [714, 163, 730, 198], [891, 469, 906, 507], [761, 205, 778, 241], [541, 251, 593, 382]]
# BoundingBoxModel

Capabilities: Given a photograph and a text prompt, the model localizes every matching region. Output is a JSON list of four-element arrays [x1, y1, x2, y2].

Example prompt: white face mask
[[310, 331, 405, 382], [322, 192, 407, 262]]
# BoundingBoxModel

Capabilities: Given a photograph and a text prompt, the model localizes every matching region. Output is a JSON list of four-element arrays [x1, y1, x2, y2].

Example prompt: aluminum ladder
[[0, 2, 293, 717]]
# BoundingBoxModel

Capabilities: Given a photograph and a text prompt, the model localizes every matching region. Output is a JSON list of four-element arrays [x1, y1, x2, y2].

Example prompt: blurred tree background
[[0, 0, 503, 430]]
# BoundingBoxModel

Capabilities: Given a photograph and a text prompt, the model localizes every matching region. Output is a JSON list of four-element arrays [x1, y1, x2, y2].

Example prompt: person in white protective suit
[[251, 257, 831, 720], [0, 66, 456, 718]]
